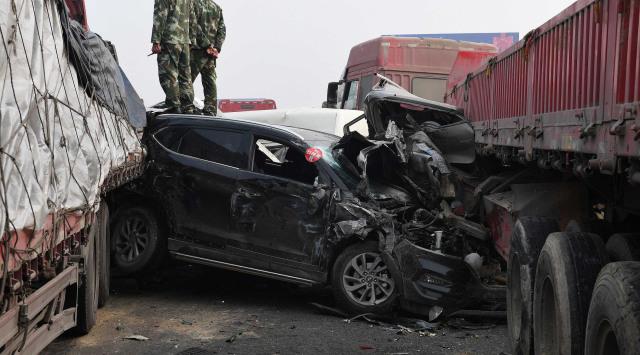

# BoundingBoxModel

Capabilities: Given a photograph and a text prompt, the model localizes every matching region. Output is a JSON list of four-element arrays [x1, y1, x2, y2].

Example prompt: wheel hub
[[343, 252, 395, 306], [115, 215, 150, 263]]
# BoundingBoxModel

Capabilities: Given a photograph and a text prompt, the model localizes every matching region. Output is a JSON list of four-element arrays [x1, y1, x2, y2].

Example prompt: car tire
[[605, 234, 640, 262], [97, 202, 110, 308], [74, 224, 99, 335], [331, 241, 398, 315], [585, 262, 640, 355], [111, 205, 166, 275], [533, 232, 608, 355], [507, 217, 558, 355]]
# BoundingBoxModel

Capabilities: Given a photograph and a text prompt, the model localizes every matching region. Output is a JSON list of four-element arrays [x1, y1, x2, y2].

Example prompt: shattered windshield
[[304, 140, 361, 190], [282, 127, 363, 190], [323, 147, 361, 190]]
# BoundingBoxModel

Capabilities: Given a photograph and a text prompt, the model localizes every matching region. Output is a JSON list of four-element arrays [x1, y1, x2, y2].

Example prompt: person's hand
[[207, 47, 219, 58], [151, 43, 162, 54]]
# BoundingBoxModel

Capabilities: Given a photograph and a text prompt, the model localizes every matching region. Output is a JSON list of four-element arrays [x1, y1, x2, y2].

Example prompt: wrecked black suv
[[109, 78, 504, 317]]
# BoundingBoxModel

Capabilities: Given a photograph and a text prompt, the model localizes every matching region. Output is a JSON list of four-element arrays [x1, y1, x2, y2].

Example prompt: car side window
[[178, 129, 248, 169], [154, 127, 188, 152], [252, 138, 319, 185]]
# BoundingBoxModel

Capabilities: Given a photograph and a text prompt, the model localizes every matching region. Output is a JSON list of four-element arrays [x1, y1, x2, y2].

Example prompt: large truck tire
[[97, 202, 110, 308], [111, 205, 166, 275], [74, 223, 100, 335], [507, 217, 558, 355], [605, 234, 640, 262], [533, 232, 608, 355], [331, 241, 398, 315], [585, 262, 640, 355]]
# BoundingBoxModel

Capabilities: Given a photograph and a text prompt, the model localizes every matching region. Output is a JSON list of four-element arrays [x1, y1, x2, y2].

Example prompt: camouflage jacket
[[151, 0, 195, 45], [192, 0, 226, 51]]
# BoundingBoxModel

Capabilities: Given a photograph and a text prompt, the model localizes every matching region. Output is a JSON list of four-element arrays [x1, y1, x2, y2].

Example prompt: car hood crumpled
[[363, 75, 475, 165]]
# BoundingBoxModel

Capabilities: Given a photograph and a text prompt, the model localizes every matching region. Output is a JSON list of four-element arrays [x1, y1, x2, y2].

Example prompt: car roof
[[152, 114, 340, 145]]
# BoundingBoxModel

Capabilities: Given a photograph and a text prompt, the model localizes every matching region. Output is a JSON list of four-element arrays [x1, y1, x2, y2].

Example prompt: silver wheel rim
[[115, 216, 150, 263], [343, 252, 395, 306]]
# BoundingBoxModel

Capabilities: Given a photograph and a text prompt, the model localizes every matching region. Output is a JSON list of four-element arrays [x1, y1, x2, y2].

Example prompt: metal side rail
[[0, 265, 79, 355], [101, 159, 147, 194]]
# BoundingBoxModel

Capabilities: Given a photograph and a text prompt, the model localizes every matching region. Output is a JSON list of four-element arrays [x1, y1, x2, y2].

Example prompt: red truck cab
[[326, 36, 498, 110]]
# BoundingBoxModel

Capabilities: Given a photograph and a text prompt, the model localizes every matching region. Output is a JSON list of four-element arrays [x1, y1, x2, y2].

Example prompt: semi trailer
[[446, 0, 640, 354]]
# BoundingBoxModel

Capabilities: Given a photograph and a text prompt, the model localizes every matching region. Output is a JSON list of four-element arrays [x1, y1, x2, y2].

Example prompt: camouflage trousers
[[191, 49, 218, 115], [157, 43, 195, 113]]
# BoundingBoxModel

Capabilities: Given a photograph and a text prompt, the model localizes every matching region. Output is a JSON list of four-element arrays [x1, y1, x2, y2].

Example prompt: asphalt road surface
[[45, 263, 508, 355]]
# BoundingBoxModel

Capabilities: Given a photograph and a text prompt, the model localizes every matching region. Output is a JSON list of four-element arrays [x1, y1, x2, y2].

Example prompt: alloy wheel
[[342, 252, 395, 306], [115, 215, 150, 263]]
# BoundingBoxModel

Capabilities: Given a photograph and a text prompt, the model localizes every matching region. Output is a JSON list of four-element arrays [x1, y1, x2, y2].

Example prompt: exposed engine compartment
[[332, 94, 504, 294]]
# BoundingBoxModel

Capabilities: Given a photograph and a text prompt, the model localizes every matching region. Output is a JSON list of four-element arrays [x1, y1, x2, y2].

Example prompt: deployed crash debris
[[326, 75, 505, 317]]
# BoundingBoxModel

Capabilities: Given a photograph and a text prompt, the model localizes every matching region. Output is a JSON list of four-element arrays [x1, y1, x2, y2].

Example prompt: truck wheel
[[98, 202, 110, 308], [585, 262, 640, 355], [507, 217, 558, 355], [606, 234, 640, 262], [74, 224, 100, 335], [331, 241, 398, 315], [111, 206, 165, 275], [533, 232, 608, 355]]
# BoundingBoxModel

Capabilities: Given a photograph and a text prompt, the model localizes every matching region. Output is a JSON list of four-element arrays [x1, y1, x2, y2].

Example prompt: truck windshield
[[343, 81, 359, 110]]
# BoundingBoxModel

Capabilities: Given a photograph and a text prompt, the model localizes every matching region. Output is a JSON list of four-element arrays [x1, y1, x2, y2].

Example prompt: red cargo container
[[218, 98, 277, 113], [446, 0, 640, 166]]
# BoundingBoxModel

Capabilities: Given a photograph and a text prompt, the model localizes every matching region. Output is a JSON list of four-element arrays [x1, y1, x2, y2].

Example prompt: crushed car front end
[[323, 75, 505, 317]]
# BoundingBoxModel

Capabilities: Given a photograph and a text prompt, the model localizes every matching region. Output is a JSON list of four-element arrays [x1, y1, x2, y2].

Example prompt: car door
[[230, 134, 329, 282], [150, 124, 250, 245]]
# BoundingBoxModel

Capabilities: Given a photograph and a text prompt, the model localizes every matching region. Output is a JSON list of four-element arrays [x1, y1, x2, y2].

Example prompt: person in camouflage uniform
[[191, 0, 226, 116], [151, 0, 196, 114]]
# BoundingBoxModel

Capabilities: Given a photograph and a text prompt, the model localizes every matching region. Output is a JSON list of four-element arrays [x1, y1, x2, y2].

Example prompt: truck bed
[[446, 0, 640, 169]]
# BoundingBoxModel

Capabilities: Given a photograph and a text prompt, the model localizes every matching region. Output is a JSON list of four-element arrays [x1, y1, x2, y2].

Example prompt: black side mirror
[[326, 82, 339, 109]]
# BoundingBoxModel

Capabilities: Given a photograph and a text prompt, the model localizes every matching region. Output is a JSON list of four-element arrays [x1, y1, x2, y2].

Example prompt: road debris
[[345, 313, 385, 326], [310, 302, 349, 318], [343, 312, 440, 334], [123, 335, 150, 341], [225, 332, 244, 344]]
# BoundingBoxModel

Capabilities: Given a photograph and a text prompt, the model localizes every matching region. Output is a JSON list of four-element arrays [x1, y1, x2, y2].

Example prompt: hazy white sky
[[86, 0, 576, 109]]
